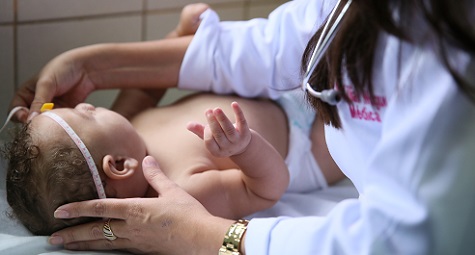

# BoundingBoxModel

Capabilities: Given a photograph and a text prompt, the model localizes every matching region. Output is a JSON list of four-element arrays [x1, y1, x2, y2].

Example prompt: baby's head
[[3, 104, 148, 235]]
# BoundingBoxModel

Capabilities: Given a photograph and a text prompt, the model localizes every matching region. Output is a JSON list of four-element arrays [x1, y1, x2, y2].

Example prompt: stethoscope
[[301, 0, 353, 105]]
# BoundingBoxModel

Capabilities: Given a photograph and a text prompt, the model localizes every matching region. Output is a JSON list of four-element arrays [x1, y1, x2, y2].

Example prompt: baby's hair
[[2, 123, 101, 235]]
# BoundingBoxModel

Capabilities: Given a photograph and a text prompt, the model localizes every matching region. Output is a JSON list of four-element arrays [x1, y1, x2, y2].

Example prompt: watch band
[[219, 219, 250, 255]]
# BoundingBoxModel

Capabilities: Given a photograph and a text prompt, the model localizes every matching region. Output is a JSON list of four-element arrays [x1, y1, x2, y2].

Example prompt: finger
[[142, 156, 180, 195], [202, 124, 221, 154], [50, 220, 108, 244], [27, 77, 57, 120], [213, 107, 238, 142], [8, 79, 37, 123], [231, 102, 249, 133], [54, 198, 142, 220], [51, 220, 130, 248], [63, 238, 130, 252], [8, 102, 30, 123], [186, 121, 205, 139], [205, 109, 228, 145]]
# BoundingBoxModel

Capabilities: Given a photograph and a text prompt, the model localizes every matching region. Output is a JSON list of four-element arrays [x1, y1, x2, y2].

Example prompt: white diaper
[[276, 91, 328, 193]]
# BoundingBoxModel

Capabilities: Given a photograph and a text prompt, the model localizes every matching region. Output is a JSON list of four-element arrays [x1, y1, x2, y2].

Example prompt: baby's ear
[[102, 155, 138, 180]]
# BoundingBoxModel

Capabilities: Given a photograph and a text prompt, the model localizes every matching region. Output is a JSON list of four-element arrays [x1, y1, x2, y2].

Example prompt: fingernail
[[54, 209, 70, 219], [49, 235, 64, 245], [27, 112, 38, 122], [143, 156, 159, 167]]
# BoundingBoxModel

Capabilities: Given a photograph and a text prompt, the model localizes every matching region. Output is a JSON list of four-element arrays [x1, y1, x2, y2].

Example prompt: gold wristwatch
[[219, 219, 249, 255]]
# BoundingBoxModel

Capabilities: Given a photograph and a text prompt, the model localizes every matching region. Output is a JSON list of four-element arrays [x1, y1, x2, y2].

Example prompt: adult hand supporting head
[[9, 46, 97, 123], [49, 156, 234, 255]]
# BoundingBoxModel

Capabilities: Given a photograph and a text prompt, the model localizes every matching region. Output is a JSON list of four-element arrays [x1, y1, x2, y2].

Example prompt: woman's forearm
[[78, 36, 193, 90]]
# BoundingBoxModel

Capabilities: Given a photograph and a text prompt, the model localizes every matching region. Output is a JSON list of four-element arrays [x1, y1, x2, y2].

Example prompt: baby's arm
[[187, 102, 289, 218]]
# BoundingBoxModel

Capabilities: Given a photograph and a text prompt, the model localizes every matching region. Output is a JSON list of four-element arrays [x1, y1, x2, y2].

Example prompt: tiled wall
[[0, 0, 287, 142]]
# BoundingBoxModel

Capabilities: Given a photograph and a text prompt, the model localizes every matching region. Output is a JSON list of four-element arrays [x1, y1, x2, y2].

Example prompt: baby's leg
[[166, 3, 209, 38]]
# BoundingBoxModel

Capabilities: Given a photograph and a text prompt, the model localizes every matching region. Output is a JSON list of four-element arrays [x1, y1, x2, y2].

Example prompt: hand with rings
[[48, 156, 234, 254]]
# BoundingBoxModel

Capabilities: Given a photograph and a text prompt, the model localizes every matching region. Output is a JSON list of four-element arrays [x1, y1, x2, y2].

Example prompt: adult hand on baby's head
[[9, 47, 96, 123], [49, 156, 229, 255]]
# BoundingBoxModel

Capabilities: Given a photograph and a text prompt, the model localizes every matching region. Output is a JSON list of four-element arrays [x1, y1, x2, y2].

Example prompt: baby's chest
[[145, 134, 235, 181]]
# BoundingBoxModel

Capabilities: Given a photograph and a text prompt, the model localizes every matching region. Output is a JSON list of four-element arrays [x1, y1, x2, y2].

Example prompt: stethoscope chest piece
[[301, 0, 352, 105]]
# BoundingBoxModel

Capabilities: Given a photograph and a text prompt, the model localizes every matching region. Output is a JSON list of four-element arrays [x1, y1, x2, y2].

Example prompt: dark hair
[[2, 123, 100, 235], [303, 0, 475, 128]]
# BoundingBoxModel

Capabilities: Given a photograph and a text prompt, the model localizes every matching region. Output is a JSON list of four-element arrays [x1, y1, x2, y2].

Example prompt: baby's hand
[[187, 102, 251, 158]]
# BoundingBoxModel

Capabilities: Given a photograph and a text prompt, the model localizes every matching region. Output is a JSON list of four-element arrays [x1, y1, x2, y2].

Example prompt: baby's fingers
[[186, 121, 205, 139], [206, 109, 227, 144], [231, 102, 249, 133], [212, 107, 239, 143]]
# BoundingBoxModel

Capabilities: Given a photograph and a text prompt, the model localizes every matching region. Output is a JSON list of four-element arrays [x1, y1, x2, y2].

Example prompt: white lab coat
[[178, 0, 475, 254]]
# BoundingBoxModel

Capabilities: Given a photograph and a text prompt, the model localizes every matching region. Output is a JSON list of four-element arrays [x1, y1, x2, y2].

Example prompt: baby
[[4, 93, 291, 235], [3, 3, 343, 235]]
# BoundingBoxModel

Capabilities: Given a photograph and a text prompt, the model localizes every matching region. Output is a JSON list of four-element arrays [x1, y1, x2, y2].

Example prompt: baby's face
[[31, 103, 143, 151], [29, 104, 149, 197]]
